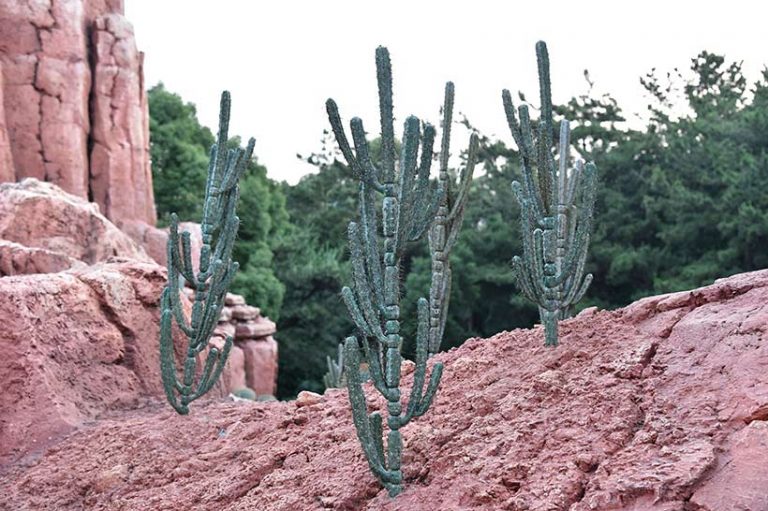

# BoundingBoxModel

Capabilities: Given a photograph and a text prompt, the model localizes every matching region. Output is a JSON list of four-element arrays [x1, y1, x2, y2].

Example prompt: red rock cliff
[[0, 0, 155, 226]]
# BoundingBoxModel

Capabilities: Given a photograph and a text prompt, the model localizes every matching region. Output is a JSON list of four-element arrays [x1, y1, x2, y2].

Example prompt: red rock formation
[[0, 62, 14, 182], [0, 0, 155, 225], [0, 260, 171, 465], [89, 13, 154, 224], [0, 178, 151, 269], [0, 180, 276, 466], [2, 269, 766, 510]]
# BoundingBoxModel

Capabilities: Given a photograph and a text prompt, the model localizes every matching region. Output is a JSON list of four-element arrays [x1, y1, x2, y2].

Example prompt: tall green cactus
[[159, 91, 253, 415], [326, 46, 445, 497], [427, 83, 479, 354], [503, 41, 598, 347]]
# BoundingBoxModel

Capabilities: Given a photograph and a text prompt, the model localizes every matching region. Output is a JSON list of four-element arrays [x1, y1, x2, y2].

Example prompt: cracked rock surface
[[0, 0, 155, 225], [0, 180, 270, 467], [2, 265, 766, 509]]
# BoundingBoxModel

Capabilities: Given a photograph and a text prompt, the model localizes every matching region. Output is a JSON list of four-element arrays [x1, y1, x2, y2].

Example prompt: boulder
[[225, 293, 246, 306], [0, 239, 84, 276], [121, 220, 203, 268], [230, 304, 261, 321], [0, 261, 173, 465], [0, 179, 151, 266], [235, 317, 277, 339]]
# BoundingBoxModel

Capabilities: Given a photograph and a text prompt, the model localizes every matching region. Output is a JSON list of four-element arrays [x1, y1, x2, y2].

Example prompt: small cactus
[[159, 91, 253, 414], [323, 343, 345, 389]]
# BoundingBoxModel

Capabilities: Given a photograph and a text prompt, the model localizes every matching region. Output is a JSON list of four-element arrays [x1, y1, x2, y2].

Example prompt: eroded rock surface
[[0, 178, 151, 269], [1, 270, 766, 510], [0, 181, 277, 467]]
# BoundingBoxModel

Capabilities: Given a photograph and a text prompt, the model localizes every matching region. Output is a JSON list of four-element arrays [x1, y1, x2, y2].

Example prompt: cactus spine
[[159, 91, 253, 414], [503, 41, 598, 347], [326, 46, 446, 497], [428, 83, 479, 354]]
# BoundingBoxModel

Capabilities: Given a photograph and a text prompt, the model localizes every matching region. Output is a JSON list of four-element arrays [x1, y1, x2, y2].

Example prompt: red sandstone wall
[[0, 0, 156, 226]]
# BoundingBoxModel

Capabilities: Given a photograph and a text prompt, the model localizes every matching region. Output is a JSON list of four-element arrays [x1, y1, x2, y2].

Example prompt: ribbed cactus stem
[[159, 91, 252, 415], [327, 46, 447, 497], [427, 82, 479, 355]]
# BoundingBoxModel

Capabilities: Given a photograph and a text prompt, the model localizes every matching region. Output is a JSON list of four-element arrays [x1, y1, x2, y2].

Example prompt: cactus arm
[[537, 124, 555, 214], [407, 124, 437, 242], [502, 89, 528, 159], [350, 118, 385, 192], [395, 116, 422, 250], [359, 185, 385, 308], [359, 336, 396, 400], [403, 298, 443, 424], [566, 160, 583, 207], [341, 286, 374, 338], [159, 294, 186, 413], [569, 273, 594, 305], [347, 223, 387, 343], [325, 99, 360, 175], [343, 337, 392, 481], [440, 82, 455, 173], [558, 121, 570, 204], [536, 40, 554, 145], [512, 256, 538, 303], [445, 133, 478, 226], [181, 232, 196, 282], [168, 216, 195, 284], [376, 47, 396, 184], [436, 266, 451, 345], [191, 337, 233, 400]]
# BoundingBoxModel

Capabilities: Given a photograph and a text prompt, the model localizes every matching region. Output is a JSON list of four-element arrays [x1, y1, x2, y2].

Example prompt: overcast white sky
[[126, 1, 768, 184]]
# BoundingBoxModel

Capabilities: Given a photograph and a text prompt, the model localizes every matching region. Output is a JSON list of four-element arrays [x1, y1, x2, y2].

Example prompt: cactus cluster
[[159, 91, 252, 415], [158, 41, 600, 500], [503, 41, 598, 346], [326, 46, 478, 497]]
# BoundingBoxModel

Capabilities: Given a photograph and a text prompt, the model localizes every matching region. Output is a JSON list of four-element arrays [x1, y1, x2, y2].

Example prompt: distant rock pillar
[[89, 14, 155, 226], [0, 0, 156, 226]]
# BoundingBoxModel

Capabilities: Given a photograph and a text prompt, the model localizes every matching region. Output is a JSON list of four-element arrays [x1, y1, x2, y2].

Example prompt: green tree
[[148, 83, 214, 224]]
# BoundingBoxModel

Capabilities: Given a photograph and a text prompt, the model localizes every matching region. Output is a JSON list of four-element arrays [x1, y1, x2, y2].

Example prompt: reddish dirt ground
[[2, 270, 767, 510]]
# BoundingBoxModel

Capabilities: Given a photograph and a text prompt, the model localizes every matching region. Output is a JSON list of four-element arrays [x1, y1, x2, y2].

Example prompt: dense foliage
[[149, 52, 768, 398]]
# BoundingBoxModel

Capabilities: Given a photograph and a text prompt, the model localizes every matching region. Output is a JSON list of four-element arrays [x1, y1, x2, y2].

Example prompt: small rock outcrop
[[0, 179, 151, 275], [0, 180, 278, 466], [1, 268, 765, 510], [213, 292, 278, 397], [0, 0, 155, 225]]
